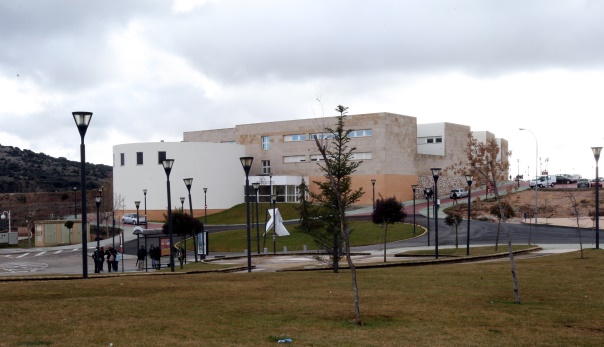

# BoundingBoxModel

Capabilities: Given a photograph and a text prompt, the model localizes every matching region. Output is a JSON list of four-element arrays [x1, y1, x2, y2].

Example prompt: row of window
[[283, 152, 372, 163], [262, 129, 373, 150], [419, 136, 443, 144], [118, 151, 167, 166]]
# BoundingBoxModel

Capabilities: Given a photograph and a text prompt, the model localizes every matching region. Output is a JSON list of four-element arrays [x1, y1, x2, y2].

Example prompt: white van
[[530, 175, 556, 188]]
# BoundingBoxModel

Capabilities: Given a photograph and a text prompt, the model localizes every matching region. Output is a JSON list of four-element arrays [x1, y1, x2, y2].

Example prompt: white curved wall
[[113, 142, 246, 211]]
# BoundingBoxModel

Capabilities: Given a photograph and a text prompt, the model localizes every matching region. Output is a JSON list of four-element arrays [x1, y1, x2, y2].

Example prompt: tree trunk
[[332, 231, 339, 273], [495, 220, 501, 251], [383, 223, 388, 263], [490, 172, 521, 304]]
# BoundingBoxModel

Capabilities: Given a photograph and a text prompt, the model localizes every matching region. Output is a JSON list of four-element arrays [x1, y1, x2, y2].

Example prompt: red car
[[590, 178, 603, 188]]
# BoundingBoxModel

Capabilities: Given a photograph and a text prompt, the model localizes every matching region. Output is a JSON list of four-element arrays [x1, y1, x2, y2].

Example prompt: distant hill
[[0, 144, 112, 193]]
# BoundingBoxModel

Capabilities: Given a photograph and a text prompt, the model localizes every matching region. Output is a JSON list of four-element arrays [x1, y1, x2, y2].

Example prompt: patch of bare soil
[[444, 188, 598, 222]]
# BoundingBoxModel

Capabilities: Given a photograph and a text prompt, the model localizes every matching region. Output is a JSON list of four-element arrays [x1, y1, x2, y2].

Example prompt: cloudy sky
[[1, 0, 603, 179]]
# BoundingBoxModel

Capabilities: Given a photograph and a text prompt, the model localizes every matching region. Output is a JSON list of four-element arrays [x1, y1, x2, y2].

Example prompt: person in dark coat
[[98, 246, 105, 272], [137, 246, 147, 271], [92, 247, 100, 273]]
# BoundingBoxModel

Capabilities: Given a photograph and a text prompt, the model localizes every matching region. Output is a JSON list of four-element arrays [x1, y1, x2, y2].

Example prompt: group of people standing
[[92, 246, 121, 273], [137, 245, 162, 271]]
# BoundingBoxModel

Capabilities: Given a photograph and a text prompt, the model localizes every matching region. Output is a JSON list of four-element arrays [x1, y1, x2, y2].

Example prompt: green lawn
[[1, 249, 602, 346], [189, 221, 418, 253]]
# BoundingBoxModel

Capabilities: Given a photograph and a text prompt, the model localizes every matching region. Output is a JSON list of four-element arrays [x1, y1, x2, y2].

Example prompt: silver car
[[122, 213, 146, 225], [577, 179, 590, 188]]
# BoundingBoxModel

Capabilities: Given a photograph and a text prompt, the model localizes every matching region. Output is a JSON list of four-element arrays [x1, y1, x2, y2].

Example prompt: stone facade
[[183, 112, 509, 204]]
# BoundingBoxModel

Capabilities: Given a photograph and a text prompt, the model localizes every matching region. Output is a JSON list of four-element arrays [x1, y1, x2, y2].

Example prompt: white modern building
[[113, 141, 246, 221]]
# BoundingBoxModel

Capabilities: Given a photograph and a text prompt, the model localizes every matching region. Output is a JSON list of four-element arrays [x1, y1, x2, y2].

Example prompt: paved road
[[1, 214, 594, 277]]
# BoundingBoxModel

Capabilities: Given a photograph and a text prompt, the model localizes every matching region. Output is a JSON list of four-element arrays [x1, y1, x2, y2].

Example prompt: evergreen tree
[[311, 105, 364, 325]]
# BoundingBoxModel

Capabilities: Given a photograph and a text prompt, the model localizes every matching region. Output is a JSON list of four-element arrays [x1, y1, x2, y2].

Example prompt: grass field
[[1, 249, 602, 346], [201, 220, 418, 253]]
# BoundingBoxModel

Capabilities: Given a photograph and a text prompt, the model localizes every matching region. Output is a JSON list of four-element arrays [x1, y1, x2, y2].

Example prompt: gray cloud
[[0, 0, 603, 177]]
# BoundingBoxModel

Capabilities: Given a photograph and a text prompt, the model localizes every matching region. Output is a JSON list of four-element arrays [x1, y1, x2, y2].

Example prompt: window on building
[[136, 152, 143, 165], [310, 154, 325, 161], [262, 136, 271, 150], [348, 129, 373, 138], [350, 152, 372, 160], [283, 155, 306, 163], [158, 151, 166, 164], [120, 153, 125, 166], [310, 133, 333, 140], [262, 160, 271, 174], [283, 134, 307, 142], [421, 136, 443, 144]]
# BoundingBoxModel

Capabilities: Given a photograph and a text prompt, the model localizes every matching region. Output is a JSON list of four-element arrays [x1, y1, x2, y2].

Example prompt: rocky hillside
[[0, 144, 112, 193]]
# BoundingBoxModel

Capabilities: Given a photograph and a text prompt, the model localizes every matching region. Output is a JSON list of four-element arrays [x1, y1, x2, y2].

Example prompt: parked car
[[577, 179, 591, 188], [590, 178, 604, 188], [122, 213, 146, 225], [450, 188, 469, 199], [556, 175, 573, 184], [529, 175, 556, 188]]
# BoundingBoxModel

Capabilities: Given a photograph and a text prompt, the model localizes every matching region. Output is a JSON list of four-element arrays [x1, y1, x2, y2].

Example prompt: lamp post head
[[252, 182, 260, 191], [465, 174, 473, 187], [73, 187, 77, 191], [272, 194, 277, 203], [134, 201, 140, 209], [95, 196, 102, 206], [162, 159, 175, 177], [143, 189, 147, 195], [240, 157, 254, 175], [99, 187, 103, 196], [183, 178, 193, 190], [72, 111, 93, 138], [430, 168, 441, 178], [203, 187, 208, 194], [592, 147, 602, 163], [371, 179, 376, 186], [411, 184, 417, 193], [180, 197, 185, 204], [424, 187, 433, 198]]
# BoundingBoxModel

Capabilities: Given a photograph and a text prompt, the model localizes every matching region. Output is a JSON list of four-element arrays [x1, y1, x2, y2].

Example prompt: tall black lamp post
[[424, 187, 433, 246], [517, 159, 520, 188], [272, 193, 277, 254], [203, 188, 208, 226], [135, 201, 141, 226], [252, 182, 260, 254], [371, 179, 376, 210], [411, 185, 417, 235], [162, 159, 176, 272], [95, 196, 101, 253], [143, 189, 148, 228], [180, 197, 185, 213], [73, 187, 77, 219], [431, 168, 441, 259], [183, 178, 198, 262], [520, 128, 539, 224], [73, 111, 92, 279], [240, 156, 254, 272], [465, 174, 473, 255], [592, 147, 602, 249]]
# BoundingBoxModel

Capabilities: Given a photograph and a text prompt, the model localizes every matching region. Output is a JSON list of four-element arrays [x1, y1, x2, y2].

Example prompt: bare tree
[[564, 191, 585, 259], [450, 133, 520, 303], [489, 201, 515, 251]]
